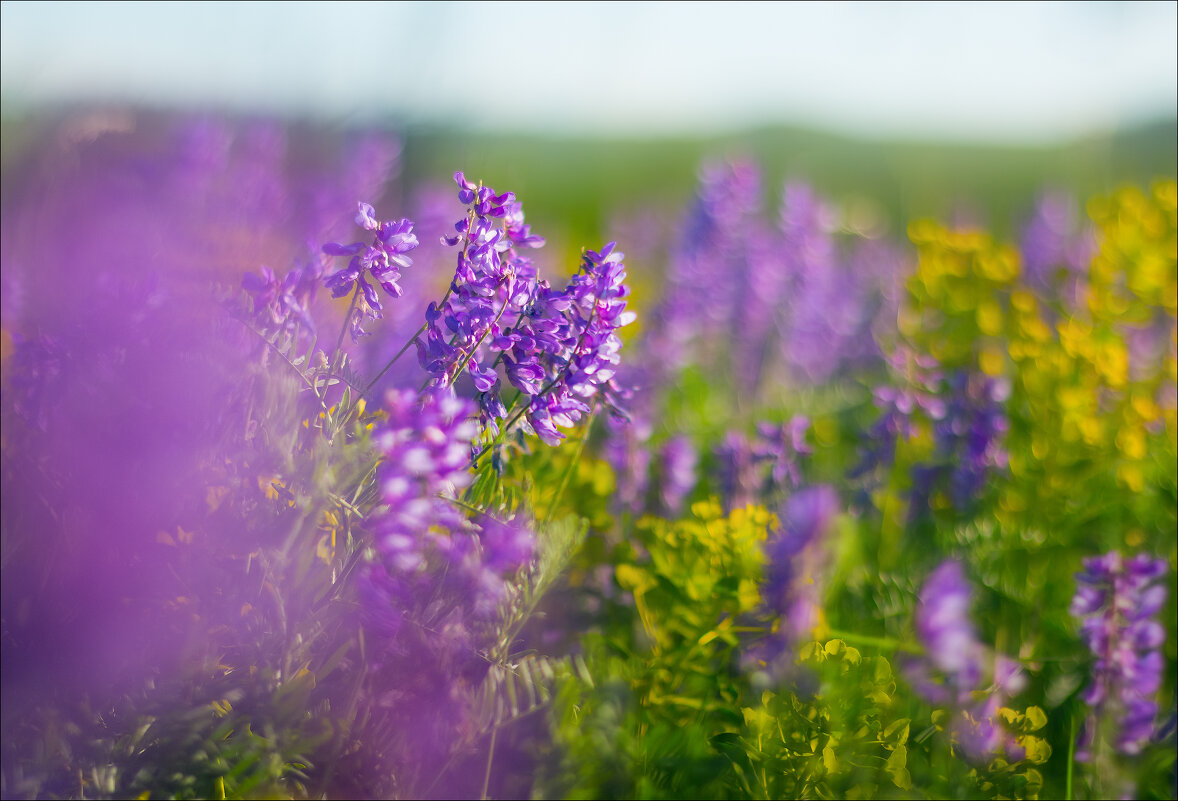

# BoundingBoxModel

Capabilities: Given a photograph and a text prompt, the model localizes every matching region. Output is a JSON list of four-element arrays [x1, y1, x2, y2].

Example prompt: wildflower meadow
[[1, 114, 1175, 800]]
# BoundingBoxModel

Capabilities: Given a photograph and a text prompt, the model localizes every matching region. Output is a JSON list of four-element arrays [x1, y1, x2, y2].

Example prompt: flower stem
[[363, 286, 455, 401], [480, 726, 497, 801], [331, 284, 361, 371], [824, 628, 924, 654], [546, 408, 595, 524]]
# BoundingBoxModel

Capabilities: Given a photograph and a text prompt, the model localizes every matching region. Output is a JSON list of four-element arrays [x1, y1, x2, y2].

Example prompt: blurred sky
[[2, 0, 1175, 142]]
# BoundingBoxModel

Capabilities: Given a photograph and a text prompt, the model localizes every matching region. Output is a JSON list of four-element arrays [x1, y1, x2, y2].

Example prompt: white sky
[[2, 1, 1175, 142]]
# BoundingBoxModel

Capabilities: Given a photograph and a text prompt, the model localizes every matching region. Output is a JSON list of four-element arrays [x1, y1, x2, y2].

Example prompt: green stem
[[480, 726, 497, 801], [331, 284, 361, 372], [1065, 714, 1075, 801], [545, 410, 595, 524], [824, 628, 924, 655], [363, 321, 426, 397]]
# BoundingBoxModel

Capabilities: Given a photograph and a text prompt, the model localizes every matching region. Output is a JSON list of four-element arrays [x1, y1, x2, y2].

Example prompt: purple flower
[[716, 417, 812, 512], [746, 485, 838, 686], [322, 202, 419, 312], [764, 486, 839, 640], [1071, 551, 1169, 759], [905, 560, 1028, 763], [914, 561, 986, 693], [1020, 191, 1095, 300], [418, 174, 544, 401], [657, 435, 698, 516]]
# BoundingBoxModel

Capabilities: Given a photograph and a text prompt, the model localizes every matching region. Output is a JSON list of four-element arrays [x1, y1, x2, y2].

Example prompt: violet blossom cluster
[[363, 389, 535, 621], [657, 435, 699, 517], [416, 173, 543, 403], [906, 560, 1028, 762], [715, 416, 811, 512], [417, 173, 634, 444], [357, 389, 537, 779], [1019, 191, 1095, 301], [851, 350, 1009, 517], [520, 241, 635, 444], [1070, 551, 1168, 760], [321, 202, 419, 339], [746, 485, 838, 688]]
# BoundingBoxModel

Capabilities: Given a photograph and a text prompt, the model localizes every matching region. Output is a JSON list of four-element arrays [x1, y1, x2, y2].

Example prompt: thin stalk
[[824, 628, 924, 655], [545, 410, 595, 524], [363, 286, 454, 400], [363, 321, 426, 397], [331, 284, 361, 371], [236, 317, 328, 409], [480, 726, 497, 801], [1065, 714, 1075, 801]]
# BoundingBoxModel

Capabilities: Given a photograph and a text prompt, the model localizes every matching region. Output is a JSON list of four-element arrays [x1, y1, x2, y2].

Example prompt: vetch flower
[[905, 560, 1028, 763], [1071, 551, 1168, 759], [322, 202, 419, 312]]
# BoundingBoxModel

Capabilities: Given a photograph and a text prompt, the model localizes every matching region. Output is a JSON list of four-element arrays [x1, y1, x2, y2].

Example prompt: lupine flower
[[746, 485, 838, 688], [657, 435, 698, 517], [764, 485, 839, 638], [418, 173, 544, 407], [1020, 191, 1095, 299], [322, 202, 419, 313], [716, 418, 812, 512], [603, 386, 654, 515], [716, 432, 758, 512], [913, 561, 986, 696], [754, 416, 812, 492], [852, 351, 1008, 518], [936, 372, 1010, 510], [906, 560, 1027, 762], [524, 242, 634, 440], [1071, 551, 1168, 759]]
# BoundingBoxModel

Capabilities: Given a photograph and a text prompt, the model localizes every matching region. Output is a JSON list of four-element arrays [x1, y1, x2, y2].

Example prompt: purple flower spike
[[905, 560, 1027, 763], [915, 561, 986, 691], [763, 485, 838, 637], [1072, 551, 1169, 760], [321, 202, 419, 317]]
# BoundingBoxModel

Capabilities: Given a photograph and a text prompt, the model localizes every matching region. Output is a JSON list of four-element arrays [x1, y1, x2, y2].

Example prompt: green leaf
[[883, 718, 910, 745]]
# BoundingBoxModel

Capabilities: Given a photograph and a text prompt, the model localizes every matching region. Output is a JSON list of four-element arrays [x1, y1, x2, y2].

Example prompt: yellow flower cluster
[[900, 181, 1176, 534]]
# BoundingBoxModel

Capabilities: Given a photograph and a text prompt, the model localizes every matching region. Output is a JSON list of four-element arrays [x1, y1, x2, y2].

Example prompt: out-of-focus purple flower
[[241, 261, 318, 338], [1020, 191, 1096, 300], [716, 417, 812, 512], [754, 416, 812, 491], [372, 389, 476, 573], [364, 388, 538, 631], [852, 351, 1008, 518], [1071, 551, 1169, 760], [745, 485, 838, 687], [905, 560, 1027, 763], [603, 380, 654, 515], [914, 561, 986, 695], [936, 372, 1010, 510], [716, 432, 758, 512], [763, 485, 838, 631], [658, 435, 698, 516]]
